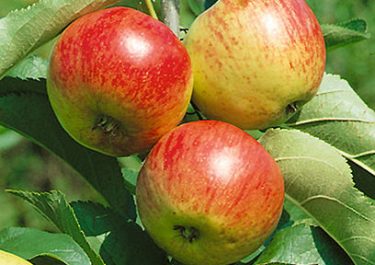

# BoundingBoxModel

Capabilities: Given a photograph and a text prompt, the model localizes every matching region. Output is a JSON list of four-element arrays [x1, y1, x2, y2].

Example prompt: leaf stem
[[144, 0, 158, 20]]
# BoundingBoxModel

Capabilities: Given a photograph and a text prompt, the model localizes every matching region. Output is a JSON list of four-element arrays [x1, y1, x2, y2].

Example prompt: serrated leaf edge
[[260, 128, 375, 265]]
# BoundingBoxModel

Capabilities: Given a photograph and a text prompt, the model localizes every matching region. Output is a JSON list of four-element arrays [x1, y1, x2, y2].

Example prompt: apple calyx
[[92, 115, 121, 137], [173, 225, 200, 243], [286, 102, 299, 115]]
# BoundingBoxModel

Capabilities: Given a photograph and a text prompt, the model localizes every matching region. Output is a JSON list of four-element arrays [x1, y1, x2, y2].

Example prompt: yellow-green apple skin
[[47, 7, 193, 156], [0, 250, 32, 265], [136, 120, 284, 265], [184, 0, 326, 129]]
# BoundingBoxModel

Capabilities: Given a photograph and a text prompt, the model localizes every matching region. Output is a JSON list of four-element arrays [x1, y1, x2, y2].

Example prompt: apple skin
[[0, 250, 32, 265], [136, 120, 284, 265], [47, 7, 193, 156], [184, 0, 326, 130]]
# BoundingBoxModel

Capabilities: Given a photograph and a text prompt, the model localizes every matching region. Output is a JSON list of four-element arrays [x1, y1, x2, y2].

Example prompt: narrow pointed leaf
[[322, 19, 370, 50], [259, 129, 375, 265]]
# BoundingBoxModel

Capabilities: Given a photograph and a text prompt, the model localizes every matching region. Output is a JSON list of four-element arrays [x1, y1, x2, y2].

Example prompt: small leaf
[[72, 201, 168, 265], [0, 227, 90, 265], [7, 190, 105, 265], [322, 19, 370, 50], [119, 155, 143, 195], [6, 55, 48, 80], [259, 129, 375, 265], [287, 74, 375, 178], [0, 0, 118, 77], [255, 224, 352, 265], [0, 77, 135, 220]]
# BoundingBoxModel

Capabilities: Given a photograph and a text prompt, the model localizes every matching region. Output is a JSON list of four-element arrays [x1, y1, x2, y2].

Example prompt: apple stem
[[144, 0, 159, 20], [92, 115, 120, 136], [190, 102, 204, 120], [174, 225, 200, 243], [286, 101, 300, 115]]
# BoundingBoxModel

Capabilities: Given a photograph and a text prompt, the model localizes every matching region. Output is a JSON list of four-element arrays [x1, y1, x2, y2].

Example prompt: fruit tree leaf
[[7, 190, 105, 265], [0, 77, 135, 220], [119, 155, 143, 195], [180, 0, 197, 28], [322, 19, 370, 50], [0, 0, 118, 77], [259, 129, 375, 265], [0, 227, 90, 265], [351, 161, 375, 199], [6, 55, 48, 80], [71, 201, 168, 265], [287, 74, 375, 178], [254, 224, 352, 265], [187, 0, 205, 16]]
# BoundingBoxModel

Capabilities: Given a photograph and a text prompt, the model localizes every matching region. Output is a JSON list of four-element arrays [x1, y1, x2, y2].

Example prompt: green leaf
[[0, 0, 118, 77], [351, 161, 375, 199], [180, 0, 197, 28], [255, 224, 352, 265], [0, 77, 135, 219], [259, 129, 375, 265], [0, 0, 38, 17], [287, 74, 375, 178], [6, 55, 48, 80], [187, 0, 205, 16], [322, 19, 370, 50], [119, 155, 143, 195], [0, 227, 90, 265], [7, 190, 105, 265], [71, 201, 168, 265]]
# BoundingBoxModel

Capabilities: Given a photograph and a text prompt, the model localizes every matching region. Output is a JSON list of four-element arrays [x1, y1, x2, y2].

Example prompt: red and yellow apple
[[184, 0, 326, 130], [47, 7, 193, 156], [136, 120, 284, 265], [0, 250, 32, 265]]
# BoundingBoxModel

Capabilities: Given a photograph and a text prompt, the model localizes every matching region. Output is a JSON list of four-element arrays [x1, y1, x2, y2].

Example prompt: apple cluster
[[47, 1, 325, 264]]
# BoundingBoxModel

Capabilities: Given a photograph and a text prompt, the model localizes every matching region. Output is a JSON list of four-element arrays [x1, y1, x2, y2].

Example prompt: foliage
[[307, 0, 375, 109], [0, 0, 374, 265]]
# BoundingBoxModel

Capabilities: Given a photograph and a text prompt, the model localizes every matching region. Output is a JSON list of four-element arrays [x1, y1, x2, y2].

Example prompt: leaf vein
[[300, 195, 374, 223]]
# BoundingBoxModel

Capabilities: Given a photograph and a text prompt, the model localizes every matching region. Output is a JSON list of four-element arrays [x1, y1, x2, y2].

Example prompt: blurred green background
[[0, 0, 374, 231]]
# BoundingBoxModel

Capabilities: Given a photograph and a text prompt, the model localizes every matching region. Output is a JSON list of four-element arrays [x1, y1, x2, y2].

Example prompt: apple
[[0, 250, 32, 265], [136, 120, 284, 265], [47, 7, 193, 156], [184, 0, 326, 130]]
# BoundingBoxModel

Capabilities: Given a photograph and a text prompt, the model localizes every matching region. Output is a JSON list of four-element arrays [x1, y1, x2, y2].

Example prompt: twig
[[160, 0, 180, 36], [144, 0, 158, 20]]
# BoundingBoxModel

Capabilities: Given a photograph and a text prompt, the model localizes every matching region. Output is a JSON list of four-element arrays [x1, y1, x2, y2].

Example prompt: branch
[[160, 0, 180, 36]]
